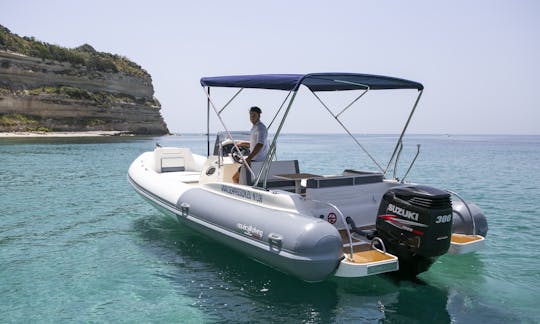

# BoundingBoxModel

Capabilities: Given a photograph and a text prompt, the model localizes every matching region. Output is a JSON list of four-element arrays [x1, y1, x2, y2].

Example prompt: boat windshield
[[212, 131, 250, 156]]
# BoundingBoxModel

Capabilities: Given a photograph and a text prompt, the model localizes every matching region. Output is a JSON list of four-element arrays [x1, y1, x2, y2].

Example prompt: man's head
[[249, 106, 262, 124]]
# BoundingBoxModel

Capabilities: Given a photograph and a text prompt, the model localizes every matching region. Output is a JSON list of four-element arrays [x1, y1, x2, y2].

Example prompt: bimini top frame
[[200, 73, 424, 189]]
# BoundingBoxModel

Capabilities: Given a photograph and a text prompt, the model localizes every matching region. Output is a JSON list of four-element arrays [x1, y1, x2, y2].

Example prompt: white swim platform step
[[336, 231, 399, 277], [449, 233, 485, 254], [335, 245, 399, 277]]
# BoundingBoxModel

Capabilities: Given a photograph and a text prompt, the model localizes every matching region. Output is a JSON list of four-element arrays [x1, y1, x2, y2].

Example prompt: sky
[[1, 0, 539, 134]]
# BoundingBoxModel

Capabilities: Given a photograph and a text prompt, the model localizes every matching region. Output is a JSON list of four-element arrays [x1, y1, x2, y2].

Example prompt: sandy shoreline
[[0, 131, 136, 137]]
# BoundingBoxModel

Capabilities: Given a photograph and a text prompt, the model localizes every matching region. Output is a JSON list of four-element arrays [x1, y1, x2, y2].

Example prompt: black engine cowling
[[376, 185, 453, 276]]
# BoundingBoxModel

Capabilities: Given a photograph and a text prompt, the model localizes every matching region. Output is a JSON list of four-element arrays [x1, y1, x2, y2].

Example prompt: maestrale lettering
[[387, 203, 419, 221], [221, 185, 263, 203]]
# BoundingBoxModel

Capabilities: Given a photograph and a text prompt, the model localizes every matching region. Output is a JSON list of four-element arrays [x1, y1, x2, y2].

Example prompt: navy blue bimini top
[[200, 73, 423, 91]]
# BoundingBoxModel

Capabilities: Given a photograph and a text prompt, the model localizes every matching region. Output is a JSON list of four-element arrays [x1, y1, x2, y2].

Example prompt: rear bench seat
[[306, 170, 383, 188]]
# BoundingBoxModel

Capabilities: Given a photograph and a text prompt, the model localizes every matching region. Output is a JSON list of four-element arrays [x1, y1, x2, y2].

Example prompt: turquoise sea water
[[1, 134, 539, 323]]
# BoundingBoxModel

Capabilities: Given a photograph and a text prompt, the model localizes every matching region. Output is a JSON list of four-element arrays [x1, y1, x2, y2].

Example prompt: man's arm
[[246, 143, 263, 164]]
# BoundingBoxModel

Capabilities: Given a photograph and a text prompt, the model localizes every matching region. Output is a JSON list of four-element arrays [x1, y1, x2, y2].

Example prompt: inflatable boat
[[128, 73, 488, 282]]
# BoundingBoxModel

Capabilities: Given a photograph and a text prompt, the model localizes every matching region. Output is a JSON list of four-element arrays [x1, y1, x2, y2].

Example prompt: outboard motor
[[376, 185, 453, 276]]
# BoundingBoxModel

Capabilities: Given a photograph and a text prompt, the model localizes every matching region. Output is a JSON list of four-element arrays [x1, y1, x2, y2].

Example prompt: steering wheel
[[231, 145, 250, 164]]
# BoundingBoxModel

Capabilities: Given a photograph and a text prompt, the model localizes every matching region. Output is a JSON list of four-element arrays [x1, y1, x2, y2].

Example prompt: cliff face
[[0, 27, 169, 135]]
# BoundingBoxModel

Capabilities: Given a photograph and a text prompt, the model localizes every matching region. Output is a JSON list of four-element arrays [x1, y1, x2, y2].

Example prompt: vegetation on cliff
[[0, 24, 149, 78], [0, 113, 51, 132], [25, 85, 159, 107], [0, 81, 160, 109]]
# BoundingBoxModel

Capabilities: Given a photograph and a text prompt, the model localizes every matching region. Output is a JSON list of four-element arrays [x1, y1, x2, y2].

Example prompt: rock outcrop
[[0, 25, 169, 135]]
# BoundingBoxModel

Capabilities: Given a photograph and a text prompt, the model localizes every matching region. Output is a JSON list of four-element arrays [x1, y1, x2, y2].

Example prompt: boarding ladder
[[314, 201, 399, 277]]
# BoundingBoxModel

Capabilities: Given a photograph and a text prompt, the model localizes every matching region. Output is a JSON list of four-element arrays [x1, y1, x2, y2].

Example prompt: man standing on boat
[[232, 106, 268, 183]]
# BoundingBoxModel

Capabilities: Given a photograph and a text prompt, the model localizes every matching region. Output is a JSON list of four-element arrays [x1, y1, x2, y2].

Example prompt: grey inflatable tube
[[452, 201, 488, 237], [177, 188, 343, 282]]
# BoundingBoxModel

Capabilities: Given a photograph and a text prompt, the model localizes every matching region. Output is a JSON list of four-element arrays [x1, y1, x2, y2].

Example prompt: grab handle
[[268, 233, 283, 252]]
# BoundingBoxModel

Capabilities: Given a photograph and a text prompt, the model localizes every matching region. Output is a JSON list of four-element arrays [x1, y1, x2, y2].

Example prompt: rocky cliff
[[0, 25, 169, 135]]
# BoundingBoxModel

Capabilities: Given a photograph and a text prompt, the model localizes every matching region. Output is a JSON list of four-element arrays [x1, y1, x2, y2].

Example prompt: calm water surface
[[1, 134, 539, 323]]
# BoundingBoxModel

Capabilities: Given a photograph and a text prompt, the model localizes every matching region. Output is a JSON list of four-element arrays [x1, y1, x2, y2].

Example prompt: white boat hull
[[128, 145, 485, 281]]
